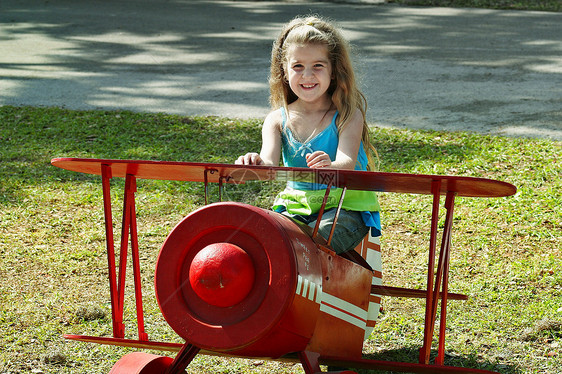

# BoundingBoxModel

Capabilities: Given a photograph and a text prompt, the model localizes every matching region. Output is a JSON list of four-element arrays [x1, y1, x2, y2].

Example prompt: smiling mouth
[[301, 84, 318, 89]]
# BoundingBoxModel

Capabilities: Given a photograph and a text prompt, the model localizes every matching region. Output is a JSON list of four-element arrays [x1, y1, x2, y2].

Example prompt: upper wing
[[51, 158, 516, 198]]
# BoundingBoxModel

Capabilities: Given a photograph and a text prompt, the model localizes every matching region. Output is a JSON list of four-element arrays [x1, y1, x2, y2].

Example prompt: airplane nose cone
[[189, 242, 255, 308]]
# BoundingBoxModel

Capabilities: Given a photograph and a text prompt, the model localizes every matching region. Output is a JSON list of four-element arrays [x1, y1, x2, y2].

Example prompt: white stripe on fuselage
[[296, 275, 367, 329]]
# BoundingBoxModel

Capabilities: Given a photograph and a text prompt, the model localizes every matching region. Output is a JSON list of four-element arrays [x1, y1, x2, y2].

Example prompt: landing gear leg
[[164, 343, 201, 374]]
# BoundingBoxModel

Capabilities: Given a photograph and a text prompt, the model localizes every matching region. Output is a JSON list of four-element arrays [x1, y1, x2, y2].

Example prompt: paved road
[[1, 0, 561, 139]]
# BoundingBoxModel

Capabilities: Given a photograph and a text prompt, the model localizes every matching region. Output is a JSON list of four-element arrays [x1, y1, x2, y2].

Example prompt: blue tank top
[[281, 108, 369, 190]]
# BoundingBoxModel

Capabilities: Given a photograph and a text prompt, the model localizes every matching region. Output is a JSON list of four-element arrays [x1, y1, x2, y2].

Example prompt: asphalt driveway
[[1, 0, 560, 139]]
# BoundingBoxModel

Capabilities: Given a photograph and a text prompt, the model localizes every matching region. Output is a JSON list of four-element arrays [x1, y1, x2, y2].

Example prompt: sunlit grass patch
[[0, 105, 560, 373]]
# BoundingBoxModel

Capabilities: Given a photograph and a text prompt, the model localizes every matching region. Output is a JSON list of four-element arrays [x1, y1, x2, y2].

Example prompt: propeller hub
[[189, 242, 255, 308]]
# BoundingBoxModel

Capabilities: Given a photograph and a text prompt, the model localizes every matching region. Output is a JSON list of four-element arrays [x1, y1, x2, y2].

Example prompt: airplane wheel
[[108, 352, 174, 374]]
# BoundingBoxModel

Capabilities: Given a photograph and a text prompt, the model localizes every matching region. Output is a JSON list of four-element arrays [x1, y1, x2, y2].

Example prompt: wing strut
[[419, 180, 457, 365], [101, 165, 148, 341]]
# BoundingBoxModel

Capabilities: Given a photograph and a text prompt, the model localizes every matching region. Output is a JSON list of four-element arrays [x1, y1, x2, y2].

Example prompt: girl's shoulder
[[339, 107, 364, 131], [263, 108, 284, 133]]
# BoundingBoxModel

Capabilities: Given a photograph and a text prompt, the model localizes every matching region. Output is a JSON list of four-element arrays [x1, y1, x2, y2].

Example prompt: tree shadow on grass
[[0, 106, 263, 205], [371, 127, 478, 173], [0, 106, 483, 207]]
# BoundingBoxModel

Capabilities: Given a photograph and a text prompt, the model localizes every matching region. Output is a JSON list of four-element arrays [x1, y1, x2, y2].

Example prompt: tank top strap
[[280, 107, 288, 130]]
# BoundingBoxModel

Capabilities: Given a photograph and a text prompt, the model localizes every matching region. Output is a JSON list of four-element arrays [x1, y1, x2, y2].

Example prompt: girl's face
[[285, 43, 333, 105]]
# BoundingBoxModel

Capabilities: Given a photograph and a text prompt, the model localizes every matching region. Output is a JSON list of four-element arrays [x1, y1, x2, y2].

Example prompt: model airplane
[[51, 158, 517, 374]]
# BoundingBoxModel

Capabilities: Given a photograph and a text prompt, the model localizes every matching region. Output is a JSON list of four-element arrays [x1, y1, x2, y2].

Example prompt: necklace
[[287, 105, 332, 145]]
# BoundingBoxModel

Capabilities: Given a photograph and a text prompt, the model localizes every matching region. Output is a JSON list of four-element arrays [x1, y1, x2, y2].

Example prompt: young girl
[[236, 15, 380, 254]]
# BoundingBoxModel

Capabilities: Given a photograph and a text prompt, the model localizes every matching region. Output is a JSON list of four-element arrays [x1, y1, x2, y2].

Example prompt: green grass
[[0, 105, 560, 373], [387, 0, 561, 12]]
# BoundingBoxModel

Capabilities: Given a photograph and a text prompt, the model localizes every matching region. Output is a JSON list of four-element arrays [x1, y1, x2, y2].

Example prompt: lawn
[[0, 106, 560, 373]]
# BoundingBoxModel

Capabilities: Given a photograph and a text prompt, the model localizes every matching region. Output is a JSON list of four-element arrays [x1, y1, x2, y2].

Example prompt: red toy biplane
[[51, 158, 516, 374]]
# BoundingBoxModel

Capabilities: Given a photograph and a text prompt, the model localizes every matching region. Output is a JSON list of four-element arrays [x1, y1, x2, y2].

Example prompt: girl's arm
[[306, 108, 363, 170], [235, 110, 282, 166]]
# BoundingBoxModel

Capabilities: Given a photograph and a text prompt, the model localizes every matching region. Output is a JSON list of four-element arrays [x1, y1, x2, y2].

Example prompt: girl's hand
[[306, 151, 332, 169], [235, 152, 264, 165]]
